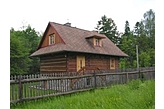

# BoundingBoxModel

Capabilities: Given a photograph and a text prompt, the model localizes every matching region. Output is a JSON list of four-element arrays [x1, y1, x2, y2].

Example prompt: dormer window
[[85, 34, 105, 47], [94, 38, 102, 47], [95, 39, 100, 46], [49, 34, 55, 45]]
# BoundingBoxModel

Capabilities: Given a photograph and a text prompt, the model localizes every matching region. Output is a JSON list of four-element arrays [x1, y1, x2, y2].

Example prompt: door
[[77, 56, 85, 71]]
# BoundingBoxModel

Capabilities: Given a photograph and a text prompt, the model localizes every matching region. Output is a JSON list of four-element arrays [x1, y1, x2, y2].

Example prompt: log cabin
[[31, 22, 128, 74]]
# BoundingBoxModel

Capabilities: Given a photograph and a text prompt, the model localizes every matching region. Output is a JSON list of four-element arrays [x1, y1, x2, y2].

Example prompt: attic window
[[94, 38, 102, 47], [95, 39, 100, 46], [49, 34, 55, 45]]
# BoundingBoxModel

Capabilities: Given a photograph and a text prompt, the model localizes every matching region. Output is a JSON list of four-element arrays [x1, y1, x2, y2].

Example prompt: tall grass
[[10, 79, 155, 109]]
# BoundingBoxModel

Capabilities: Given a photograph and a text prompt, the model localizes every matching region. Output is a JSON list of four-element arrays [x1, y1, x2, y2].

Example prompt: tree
[[22, 26, 41, 74], [143, 9, 155, 50], [118, 9, 155, 68], [10, 29, 31, 75], [95, 15, 120, 44], [139, 52, 151, 67], [119, 33, 136, 68], [143, 9, 155, 37], [134, 21, 145, 37], [123, 20, 130, 37], [10, 25, 40, 75]]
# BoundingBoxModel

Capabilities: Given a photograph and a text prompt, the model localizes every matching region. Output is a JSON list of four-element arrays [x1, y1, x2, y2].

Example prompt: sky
[[9, 0, 155, 34]]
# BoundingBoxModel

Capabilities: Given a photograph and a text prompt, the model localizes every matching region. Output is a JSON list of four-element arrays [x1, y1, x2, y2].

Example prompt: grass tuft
[[10, 79, 155, 109]]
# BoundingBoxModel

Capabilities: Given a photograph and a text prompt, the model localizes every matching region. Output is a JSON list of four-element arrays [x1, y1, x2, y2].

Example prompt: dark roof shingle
[[31, 22, 128, 57]]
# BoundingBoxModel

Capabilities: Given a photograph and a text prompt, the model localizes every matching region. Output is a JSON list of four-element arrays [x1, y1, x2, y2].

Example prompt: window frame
[[110, 58, 115, 69], [49, 33, 55, 45], [95, 39, 100, 46]]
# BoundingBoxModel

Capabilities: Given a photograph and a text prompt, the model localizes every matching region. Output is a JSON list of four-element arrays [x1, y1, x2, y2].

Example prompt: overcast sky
[[10, 0, 155, 33]]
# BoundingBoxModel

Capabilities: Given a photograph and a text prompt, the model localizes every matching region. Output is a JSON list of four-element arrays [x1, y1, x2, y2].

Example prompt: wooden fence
[[10, 67, 155, 104]]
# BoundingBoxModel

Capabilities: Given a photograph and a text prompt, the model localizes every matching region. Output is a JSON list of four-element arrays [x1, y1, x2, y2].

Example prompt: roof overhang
[[85, 35, 106, 39], [31, 50, 128, 57]]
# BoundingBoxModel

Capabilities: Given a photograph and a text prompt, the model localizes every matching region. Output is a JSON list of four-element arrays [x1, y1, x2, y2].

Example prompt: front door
[[77, 56, 85, 71]]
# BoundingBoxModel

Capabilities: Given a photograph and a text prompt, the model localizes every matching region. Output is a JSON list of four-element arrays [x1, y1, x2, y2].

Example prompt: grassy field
[[10, 79, 155, 109]]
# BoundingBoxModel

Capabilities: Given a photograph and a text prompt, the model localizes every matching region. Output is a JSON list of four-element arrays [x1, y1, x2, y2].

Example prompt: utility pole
[[136, 45, 140, 79], [136, 45, 139, 69]]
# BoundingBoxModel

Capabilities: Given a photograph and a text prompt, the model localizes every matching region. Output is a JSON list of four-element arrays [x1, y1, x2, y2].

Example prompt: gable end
[[38, 22, 65, 49]]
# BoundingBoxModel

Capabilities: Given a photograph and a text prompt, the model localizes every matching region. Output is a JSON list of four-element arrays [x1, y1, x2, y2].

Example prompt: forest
[[10, 9, 155, 75]]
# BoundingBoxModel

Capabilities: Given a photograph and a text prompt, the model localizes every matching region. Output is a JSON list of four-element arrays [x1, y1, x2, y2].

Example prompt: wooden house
[[31, 22, 128, 74]]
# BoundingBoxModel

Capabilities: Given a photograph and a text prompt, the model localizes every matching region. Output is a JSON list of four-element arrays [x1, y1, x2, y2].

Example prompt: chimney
[[64, 22, 71, 27]]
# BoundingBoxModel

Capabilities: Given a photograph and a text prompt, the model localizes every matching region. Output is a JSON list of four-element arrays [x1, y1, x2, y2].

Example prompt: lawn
[[10, 79, 155, 109]]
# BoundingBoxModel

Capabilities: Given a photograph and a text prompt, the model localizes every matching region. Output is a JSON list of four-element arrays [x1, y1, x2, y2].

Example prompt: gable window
[[49, 34, 55, 45]]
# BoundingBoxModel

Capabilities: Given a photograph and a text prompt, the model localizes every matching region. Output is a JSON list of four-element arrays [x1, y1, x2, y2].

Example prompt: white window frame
[[49, 34, 55, 45]]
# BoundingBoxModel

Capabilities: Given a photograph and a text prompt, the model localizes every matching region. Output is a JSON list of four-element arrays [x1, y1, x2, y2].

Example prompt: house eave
[[31, 50, 128, 57]]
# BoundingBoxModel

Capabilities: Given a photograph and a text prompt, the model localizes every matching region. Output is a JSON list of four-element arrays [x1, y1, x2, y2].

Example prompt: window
[[49, 34, 55, 45], [110, 58, 115, 69], [94, 38, 102, 46], [95, 39, 100, 46]]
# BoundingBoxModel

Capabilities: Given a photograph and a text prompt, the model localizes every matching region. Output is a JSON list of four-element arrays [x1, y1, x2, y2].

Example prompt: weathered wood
[[126, 72, 129, 82], [41, 61, 66, 65], [18, 75, 23, 102], [10, 88, 93, 104], [10, 67, 155, 104], [40, 69, 67, 72]]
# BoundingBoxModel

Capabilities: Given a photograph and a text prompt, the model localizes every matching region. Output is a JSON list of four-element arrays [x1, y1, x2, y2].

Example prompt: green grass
[[10, 79, 155, 109]]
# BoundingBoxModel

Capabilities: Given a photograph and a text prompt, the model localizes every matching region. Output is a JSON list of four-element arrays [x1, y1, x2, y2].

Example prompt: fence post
[[18, 75, 23, 102], [94, 71, 97, 89], [126, 72, 129, 83], [139, 68, 141, 80]]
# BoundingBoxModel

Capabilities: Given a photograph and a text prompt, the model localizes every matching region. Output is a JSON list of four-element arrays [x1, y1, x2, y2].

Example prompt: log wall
[[40, 52, 120, 73], [67, 52, 120, 72], [40, 54, 67, 73]]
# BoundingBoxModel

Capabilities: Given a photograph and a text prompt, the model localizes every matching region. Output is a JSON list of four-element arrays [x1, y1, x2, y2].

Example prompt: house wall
[[40, 53, 67, 73], [40, 52, 120, 74], [67, 52, 120, 72], [67, 54, 77, 72], [41, 25, 63, 47]]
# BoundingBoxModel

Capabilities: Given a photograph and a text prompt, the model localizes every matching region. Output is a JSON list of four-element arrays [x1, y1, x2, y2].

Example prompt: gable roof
[[31, 22, 128, 57]]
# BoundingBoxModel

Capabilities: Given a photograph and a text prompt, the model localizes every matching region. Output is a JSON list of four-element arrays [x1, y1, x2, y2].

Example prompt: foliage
[[95, 15, 120, 44], [139, 51, 151, 67], [119, 9, 155, 68], [119, 33, 136, 68], [10, 29, 31, 74], [123, 20, 131, 37], [119, 58, 126, 69], [10, 80, 155, 109], [143, 9, 155, 37], [10, 26, 40, 75]]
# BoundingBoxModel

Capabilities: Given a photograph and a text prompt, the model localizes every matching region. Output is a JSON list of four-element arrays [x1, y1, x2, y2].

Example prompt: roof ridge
[[50, 21, 98, 33]]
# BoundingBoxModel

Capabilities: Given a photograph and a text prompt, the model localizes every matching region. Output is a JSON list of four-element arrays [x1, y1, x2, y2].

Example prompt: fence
[[10, 67, 155, 104]]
